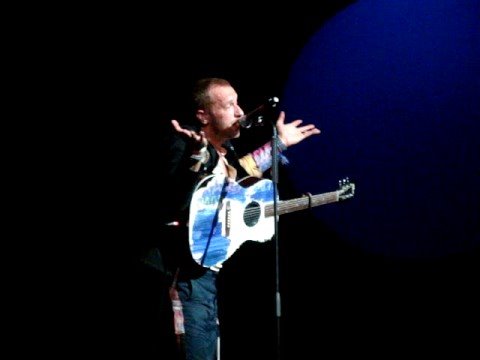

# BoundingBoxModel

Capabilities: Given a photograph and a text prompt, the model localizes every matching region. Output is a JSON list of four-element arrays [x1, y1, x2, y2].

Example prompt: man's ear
[[196, 109, 209, 125]]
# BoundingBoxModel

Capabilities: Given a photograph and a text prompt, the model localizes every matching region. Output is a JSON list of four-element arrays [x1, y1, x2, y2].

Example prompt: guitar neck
[[265, 191, 340, 217]]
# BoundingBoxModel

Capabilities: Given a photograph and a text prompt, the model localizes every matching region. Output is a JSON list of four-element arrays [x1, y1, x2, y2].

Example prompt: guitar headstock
[[338, 177, 355, 200]]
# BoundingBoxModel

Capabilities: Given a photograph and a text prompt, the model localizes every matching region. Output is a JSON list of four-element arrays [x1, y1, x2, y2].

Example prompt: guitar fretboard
[[265, 191, 339, 217]]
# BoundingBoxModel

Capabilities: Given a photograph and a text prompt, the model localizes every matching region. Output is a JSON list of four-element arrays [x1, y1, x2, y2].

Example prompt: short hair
[[192, 78, 231, 109]]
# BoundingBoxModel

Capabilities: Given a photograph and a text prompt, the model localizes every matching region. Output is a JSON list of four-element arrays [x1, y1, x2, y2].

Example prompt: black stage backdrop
[[83, 2, 479, 359]]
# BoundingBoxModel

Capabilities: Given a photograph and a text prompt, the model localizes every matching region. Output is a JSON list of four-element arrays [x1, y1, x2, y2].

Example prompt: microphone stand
[[270, 122, 282, 360], [241, 97, 282, 359]]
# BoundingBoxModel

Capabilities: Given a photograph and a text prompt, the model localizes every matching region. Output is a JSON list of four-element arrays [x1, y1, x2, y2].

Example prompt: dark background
[[88, 1, 479, 359]]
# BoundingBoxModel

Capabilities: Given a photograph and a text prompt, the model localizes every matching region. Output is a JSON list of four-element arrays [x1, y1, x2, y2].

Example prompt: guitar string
[[241, 192, 339, 220]]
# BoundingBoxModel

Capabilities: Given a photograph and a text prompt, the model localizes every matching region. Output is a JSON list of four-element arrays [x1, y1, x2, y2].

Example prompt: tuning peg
[[339, 177, 350, 187]]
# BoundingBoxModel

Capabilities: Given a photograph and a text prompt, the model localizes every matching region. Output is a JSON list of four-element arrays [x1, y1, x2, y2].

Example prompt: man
[[150, 78, 320, 359]]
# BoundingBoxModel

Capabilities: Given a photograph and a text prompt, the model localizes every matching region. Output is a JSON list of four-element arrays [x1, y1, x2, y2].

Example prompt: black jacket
[[144, 125, 250, 279]]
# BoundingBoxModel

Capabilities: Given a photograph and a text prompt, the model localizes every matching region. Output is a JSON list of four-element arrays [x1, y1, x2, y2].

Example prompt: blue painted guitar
[[189, 175, 355, 268]]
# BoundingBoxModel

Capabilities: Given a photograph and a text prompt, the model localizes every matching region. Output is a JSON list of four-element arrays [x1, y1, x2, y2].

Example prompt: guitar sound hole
[[244, 202, 260, 227]]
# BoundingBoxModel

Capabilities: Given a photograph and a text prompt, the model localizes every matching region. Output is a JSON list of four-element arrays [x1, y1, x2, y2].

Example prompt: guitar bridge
[[225, 200, 231, 237]]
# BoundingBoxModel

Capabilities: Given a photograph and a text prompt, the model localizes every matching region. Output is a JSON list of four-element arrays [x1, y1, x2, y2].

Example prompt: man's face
[[204, 85, 244, 139]]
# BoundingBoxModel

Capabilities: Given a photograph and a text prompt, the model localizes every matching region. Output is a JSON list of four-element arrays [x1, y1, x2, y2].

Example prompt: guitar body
[[188, 174, 355, 268], [189, 175, 276, 268]]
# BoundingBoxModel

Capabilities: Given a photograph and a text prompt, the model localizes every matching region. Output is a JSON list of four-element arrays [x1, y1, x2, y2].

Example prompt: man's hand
[[276, 111, 321, 147], [171, 120, 208, 151]]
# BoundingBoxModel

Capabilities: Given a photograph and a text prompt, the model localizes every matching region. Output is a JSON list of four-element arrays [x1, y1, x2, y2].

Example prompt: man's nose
[[235, 104, 244, 117]]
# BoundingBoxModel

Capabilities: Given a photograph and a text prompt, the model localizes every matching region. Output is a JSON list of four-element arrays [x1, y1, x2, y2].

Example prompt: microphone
[[238, 97, 279, 128]]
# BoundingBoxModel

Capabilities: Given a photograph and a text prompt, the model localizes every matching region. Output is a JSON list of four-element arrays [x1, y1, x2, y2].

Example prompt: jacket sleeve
[[239, 140, 288, 177], [162, 132, 208, 222]]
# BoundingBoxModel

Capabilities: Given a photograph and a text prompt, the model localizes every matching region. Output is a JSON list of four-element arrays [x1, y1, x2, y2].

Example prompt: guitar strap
[[200, 176, 230, 266]]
